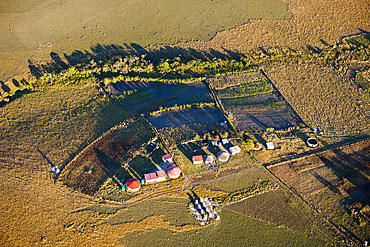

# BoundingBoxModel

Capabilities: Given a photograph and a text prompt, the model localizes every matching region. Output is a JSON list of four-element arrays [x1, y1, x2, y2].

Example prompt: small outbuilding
[[125, 178, 141, 192], [266, 142, 275, 150], [204, 154, 214, 164], [192, 155, 203, 164], [228, 145, 241, 155], [162, 154, 173, 163], [217, 151, 230, 162], [167, 165, 181, 179]]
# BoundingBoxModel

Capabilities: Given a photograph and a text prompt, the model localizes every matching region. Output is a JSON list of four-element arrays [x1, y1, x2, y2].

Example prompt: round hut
[[217, 151, 230, 162], [253, 142, 262, 151], [167, 165, 181, 179], [125, 178, 141, 192]]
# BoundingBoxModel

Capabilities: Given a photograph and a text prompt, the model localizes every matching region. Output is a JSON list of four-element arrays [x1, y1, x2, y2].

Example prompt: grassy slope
[[0, 85, 133, 168], [119, 208, 328, 247], [0, 84, 136, 246]]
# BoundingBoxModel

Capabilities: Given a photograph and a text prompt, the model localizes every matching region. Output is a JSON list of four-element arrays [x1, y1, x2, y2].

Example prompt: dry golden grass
[[168, 0, 370, 54], [261, 59, 370, 137]]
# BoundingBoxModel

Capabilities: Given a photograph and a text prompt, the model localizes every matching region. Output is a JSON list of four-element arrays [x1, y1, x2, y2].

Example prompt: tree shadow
[[253, 134, 267, 146], [294, 130, 309, 144], [28, 42, 247, 78]]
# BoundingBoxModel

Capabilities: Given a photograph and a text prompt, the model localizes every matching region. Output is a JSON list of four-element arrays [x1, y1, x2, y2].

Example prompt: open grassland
[[0, 84, 140, 246], [104, 197, 196, 227], [0, 0, 291, 82], [59, 117, 155, 195], [262, 59, 370, 137], [224, 189, 339, 243], [0, 85, 133, 168], [268, 140, 370, 244], [201, 166, 274, 193], [119, 208, 329, 246], [208, 71, 303, 131]]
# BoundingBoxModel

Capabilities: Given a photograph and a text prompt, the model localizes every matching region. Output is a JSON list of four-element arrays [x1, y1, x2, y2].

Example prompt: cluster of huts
[[123, 154, 182, 192], [192, 139, 241, 165], [189, 198, 220, 225]]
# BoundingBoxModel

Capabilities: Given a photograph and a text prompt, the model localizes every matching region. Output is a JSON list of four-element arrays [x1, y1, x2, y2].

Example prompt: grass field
[[0, 0, 292, 82], [105, 197, 196, 227], [201, 166, 274, 193], [262, 59, 370, 137], [119, 208, 329, 246], [0, 85, 133, 169], [224, 189, 338, 242], [268, 140, 370, 244]]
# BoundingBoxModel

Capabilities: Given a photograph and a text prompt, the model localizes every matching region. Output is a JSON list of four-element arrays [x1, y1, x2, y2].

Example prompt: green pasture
[[0, 0, 291, 81]]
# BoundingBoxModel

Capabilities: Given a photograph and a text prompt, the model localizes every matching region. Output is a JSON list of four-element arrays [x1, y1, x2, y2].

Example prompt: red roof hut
[[125, 178, 141, 192]]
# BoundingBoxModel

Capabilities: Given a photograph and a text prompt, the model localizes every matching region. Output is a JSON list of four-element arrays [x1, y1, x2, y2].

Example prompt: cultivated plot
[[59, 118, 155, 196], [207, 71, 303, 132], [110, 81, 213, 114]]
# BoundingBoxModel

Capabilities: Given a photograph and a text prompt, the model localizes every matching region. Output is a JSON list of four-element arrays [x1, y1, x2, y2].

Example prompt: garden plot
[[59, 118, 155, 196], [109, 81, 213, 114], [147, 107, 228, 147], [207, 71, 303, 132], [147, 107, 224, 130]]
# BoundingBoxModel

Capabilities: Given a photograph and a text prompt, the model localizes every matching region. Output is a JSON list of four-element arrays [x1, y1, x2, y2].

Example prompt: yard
[[59, 117, 156, 196]]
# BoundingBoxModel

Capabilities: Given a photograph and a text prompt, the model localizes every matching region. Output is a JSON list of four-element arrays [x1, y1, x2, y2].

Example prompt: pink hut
[[167, 166, 181, 179]]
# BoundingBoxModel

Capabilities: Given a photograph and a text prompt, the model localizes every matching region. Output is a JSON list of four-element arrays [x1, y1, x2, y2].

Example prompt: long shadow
[[294, 130, 309, 143], [310, 171, 340, 195], [253, 134, 267, 146], [28, 43, 246, 78], [317, 149, 370, 205], [36, 148, 54, 168]]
